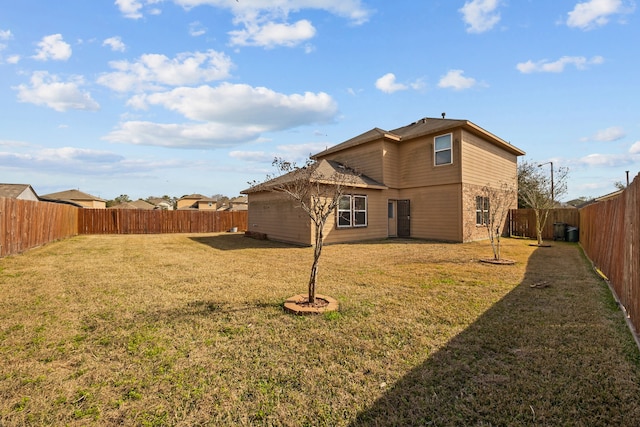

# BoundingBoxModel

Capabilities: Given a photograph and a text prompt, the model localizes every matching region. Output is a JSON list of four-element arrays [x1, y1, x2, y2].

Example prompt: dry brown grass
[[1, 234, 639, 426]]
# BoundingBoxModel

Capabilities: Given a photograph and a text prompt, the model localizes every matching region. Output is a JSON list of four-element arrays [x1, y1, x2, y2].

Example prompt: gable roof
[[243, 159, 387, 194], [313, 117, 525, 158], [0, 183, 38, 199], [179, 193, 208, 200], [40, 189, 105, 202]]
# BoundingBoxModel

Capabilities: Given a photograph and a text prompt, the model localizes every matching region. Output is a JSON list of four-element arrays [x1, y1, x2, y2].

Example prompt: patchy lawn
[[0, 234, 639, 426]]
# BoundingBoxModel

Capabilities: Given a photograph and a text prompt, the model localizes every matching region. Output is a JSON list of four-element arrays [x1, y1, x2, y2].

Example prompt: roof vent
[[441, 112, 446, 119]]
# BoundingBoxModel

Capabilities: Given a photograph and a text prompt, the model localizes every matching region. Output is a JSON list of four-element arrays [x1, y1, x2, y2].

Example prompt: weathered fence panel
[[78, 209, 247, 234], [1, 198, 248, 257], [580, 174, 640, 336], [509, 208, 580, 240], [0, 198, 78, 257]]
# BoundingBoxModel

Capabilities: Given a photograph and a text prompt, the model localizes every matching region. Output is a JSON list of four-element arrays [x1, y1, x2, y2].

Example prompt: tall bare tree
[[518, 160, 569, 245], [252, 158, 359, 304], [479, 181, 517, 260]]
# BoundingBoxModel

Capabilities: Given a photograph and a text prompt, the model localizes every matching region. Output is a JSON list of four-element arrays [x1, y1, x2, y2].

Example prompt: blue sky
[[1, 0, 638, 201]]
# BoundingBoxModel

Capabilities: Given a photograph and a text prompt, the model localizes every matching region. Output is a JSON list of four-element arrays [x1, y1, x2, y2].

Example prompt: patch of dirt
[[294, 297, 330, 309], [479, 258, 516, 265]]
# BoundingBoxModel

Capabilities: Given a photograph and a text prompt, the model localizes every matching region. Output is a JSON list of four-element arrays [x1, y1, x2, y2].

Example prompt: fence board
[[580, 174, 640, 337], [1, 198, 247, 258], [509, 208, 580, 240], [0, 198, 78, 257]]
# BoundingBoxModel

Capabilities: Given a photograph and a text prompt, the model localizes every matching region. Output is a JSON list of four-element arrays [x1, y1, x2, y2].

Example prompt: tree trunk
[[307, 220, 324, 303], [535, 209, 543, 245]]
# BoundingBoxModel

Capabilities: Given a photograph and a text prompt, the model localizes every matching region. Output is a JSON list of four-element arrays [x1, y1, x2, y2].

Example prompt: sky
[[1, 0, 638, 202]]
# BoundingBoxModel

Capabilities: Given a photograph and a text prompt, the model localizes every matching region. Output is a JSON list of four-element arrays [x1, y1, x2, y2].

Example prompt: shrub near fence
[[580, 174, 640, 337], [0, 198, 78, 257]]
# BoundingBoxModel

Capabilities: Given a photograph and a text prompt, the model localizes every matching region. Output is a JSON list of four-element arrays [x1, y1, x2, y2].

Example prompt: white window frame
[[434, 133, 453, 166], [337, 195, 368, 228], [475, 195, 490, 226]]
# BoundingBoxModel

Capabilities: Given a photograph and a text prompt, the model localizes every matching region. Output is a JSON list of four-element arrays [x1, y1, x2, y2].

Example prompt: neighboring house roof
[[109, 202, 139, 209], [41, 189, 106, 202], [130, 199, 155, 209], [179, 193, 208, 201], [313, 117, 525, 158], [243, 159, 386, 194], [0, 183, 39, 200]]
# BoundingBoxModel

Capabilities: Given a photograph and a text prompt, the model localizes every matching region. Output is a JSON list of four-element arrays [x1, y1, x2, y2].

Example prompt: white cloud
[[6, 55, 20, 64], [33, 34, 72, 61], [0, 29, 11, 41], [577, 153, 634, 167], [230, 142, 328, 165], [189, 21, 207, 37], [460, 0, 502, 33], [172, 0, 372, 25], [375, 73, 407, 94], [629, 141, 640, 154], [585, 126, 626, 142], [437, 69, 477, 90], [229, 19, 316, 48], [567, 0, 635, 30], [103, 36, 126, 52], [14, 71, 100, 112], [129, 83, 337, 124], [516, 55, 604, 73], [106, 83, 338, 149], [115, 0, 144, 19], [97, 50, 233, 92]]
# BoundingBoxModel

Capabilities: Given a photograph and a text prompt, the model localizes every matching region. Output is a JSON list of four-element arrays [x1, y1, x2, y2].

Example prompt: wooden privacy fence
[[580, 174, 640, 337], [78, 209, 247, 234], [0, 198, 78, 257], [1, 197, 248, 257], [509, 208, 580, 240]]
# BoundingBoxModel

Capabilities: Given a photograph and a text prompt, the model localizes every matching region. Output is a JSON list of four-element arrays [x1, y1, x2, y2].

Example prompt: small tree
[[252, 158, 359, 304], [518, 160, 569, 245], [480, 181, 517, 260]]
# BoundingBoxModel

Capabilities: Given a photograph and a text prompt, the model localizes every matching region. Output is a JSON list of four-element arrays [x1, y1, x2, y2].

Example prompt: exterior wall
[[399, 184, 462, 242], [398, 130, 462, 188], [461, 183, 518, 242], [461, 130, 518, 187], [18, 188, 39, 201], [322, 188, 388, 244], [247, 191, 311, 245], [318, 140, 385, 184], [177, 199, 196, 209], [76, 200, 106, 209], [196, 200, 217, 210]]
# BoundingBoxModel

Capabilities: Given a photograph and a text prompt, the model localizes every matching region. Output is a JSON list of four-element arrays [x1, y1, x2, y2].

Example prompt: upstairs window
[[434, 134, 452, 165], [476, 196, 490, 226], [337, 195, 368, 228]]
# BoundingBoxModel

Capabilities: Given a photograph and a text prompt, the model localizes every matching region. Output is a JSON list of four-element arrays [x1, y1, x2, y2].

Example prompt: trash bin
[[553, 222, 567, 241], [566, 226, 579, 242]]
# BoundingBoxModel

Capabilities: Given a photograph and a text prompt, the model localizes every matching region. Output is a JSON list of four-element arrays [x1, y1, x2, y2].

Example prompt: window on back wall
[[434, 133, 452, 165], [476, 196, 490, 226], [337, 195, 368, 228]]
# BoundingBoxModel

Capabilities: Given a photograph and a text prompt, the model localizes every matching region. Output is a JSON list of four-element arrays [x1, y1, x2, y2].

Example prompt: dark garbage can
[[553, 222, 567, 241], [566, 226, 579, 242]]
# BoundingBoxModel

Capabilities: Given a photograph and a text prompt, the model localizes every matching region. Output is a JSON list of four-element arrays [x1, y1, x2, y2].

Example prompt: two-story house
[[244, 117, 525, 245]]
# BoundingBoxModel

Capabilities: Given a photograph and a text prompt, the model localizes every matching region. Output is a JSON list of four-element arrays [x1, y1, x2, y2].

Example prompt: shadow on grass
[[350, 243, 640, 426], [189, 233, 302, 251]]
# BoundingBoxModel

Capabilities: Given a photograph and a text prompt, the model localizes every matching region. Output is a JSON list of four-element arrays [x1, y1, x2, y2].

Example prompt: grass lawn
[[1, 234, 639, 426]]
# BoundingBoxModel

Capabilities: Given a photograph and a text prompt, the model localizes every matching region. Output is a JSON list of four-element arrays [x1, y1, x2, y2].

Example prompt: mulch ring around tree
[[283, 294, 339, 315], [479, 258, 516, 265]]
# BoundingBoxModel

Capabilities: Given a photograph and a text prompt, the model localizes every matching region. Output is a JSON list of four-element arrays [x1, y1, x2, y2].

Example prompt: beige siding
[[247, 191, 311, 245], [399, 184, 462, 242], [398, 130, 462, 188], [319, 141, 385, 184], [322, 189, 388, 244], [461, 130, 518, 187], [382, 140, 401, 188]]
